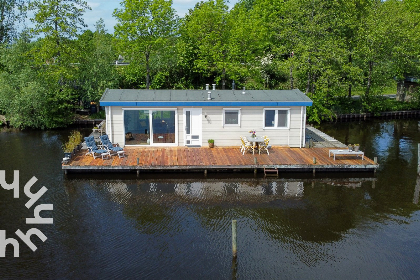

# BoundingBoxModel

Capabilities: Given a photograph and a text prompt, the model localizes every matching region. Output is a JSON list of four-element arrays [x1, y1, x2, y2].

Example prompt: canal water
[[0, 119, 419, 279]]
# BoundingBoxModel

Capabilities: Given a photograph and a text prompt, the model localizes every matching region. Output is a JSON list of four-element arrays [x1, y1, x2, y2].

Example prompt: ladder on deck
[[264, 167, 278, 177]]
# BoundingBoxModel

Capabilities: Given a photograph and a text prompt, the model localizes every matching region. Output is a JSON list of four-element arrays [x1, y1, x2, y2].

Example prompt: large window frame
[[223, 108, 241, 127], [123, 108, 178, 146], [263, 108, 290, 129]]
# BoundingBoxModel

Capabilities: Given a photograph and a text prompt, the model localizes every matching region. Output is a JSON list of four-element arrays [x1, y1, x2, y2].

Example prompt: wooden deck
[[62, 146, 378, 174]]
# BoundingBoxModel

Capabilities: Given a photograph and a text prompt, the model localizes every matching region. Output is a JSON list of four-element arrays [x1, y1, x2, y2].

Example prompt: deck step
[[264, 167, 278, 177]]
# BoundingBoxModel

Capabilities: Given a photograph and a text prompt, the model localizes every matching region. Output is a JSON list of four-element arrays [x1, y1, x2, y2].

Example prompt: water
[[0, 120, 420, 279]]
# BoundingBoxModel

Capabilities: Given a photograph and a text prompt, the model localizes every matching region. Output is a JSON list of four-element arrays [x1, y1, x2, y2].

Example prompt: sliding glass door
[[124, 109, 176, 146]]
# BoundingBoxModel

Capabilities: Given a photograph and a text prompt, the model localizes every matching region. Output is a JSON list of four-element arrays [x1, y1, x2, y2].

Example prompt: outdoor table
[[329, 149, 364, 160], [246, 136, 265, 155]]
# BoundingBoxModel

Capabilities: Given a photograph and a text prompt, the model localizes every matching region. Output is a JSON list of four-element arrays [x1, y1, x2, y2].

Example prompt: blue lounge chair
[[85, 136, 109, 159], [100, 135, 123, 153]]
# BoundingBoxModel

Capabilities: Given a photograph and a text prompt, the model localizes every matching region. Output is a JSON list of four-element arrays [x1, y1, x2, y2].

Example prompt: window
[[223, 109, 241, 127], [264, 109, 289, 129]]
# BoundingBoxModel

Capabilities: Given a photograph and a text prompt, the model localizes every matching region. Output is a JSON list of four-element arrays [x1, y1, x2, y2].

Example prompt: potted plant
[[354, 144, 360, 152], [63, 130, 83, 158], [63, 140, 74, 159], [249, 130, 256, 138], [208, 139, 214, 148], [348, 144, 354, 151]]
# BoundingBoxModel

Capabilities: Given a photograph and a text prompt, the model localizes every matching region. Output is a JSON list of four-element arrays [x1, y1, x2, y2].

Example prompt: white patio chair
[[240, 136, 254, 155], [259, 136, 270, 155]]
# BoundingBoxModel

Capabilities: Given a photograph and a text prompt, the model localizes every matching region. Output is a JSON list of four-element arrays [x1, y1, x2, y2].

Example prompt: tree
[[0, 0, 26, 44], [226, 0, 271, 88], [113, 0, 178, 89], [26, 0, 90, 61], [13, 0, 93, 128], [0, 37, 51, 128], [76, 19, 119, 106], [179, 0, 231, 88]]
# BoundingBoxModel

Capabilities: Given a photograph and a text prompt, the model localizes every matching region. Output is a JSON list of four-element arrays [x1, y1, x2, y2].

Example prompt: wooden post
[[418, 144, 420, 175], [137, 170, 140, 177], [254, 157, 257, 165], [313, 157, 316, 164], [374, 157, 378, 174], [231, 255, 238, 280], [204, 169, 207, 177], [232, 220, 237, 258], [414, 176, 420, 204]]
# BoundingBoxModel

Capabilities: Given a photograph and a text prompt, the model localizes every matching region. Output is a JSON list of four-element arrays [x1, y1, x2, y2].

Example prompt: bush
[[89, 110, 105, 119], [62, 130, 83, 153]]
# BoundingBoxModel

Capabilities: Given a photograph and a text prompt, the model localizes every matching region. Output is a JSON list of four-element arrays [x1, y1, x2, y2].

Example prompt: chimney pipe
[[207, 91, 211, 100], [212, 84, 216, 90], [232, 80, 235, 90], [206, 84, 209, 91], [242, 87, 246, 94]]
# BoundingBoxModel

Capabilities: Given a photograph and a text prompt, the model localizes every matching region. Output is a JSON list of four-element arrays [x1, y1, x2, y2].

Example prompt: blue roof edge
[[100, 101, 313, 107]]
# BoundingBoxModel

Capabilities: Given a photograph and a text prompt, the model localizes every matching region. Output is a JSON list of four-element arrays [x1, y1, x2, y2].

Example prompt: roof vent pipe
[[207, 91, 211, 100], [242, 87, 246, 94], [206, 84, 209, 91], [212, 84, 216, 90]]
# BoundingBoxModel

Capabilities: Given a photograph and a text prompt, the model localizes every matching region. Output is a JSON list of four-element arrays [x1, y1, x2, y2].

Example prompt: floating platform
[[62, 146, 378, 174]]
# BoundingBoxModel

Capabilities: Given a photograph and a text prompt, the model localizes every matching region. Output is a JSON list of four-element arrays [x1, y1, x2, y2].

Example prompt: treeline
[[0, 0, 420, 128]]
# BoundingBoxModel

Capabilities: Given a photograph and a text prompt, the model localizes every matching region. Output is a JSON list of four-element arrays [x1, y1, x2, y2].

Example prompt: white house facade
[[99, 88, 313, 148]]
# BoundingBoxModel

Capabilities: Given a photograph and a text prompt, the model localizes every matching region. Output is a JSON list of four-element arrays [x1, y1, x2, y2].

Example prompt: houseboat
[[99, 86, 313, 148]]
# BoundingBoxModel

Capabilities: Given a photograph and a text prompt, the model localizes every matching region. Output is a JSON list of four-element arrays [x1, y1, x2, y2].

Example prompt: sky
[[84, 0, 239, 33]]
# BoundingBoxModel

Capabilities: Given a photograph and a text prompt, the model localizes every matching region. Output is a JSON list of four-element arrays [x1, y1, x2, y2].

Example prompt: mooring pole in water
[[232, 220, 237, 258], [231, 255, 238, 280], [417, 143, 420, 175], [414, 176, 420, 204], [254, 157, 258, 176]]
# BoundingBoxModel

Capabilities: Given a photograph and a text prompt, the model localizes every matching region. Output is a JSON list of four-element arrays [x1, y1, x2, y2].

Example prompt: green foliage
[[113, 0, 178, 89], [76, 20, 119, 104], [26, 0, 90, 39], [0, 0, 26, 44], [0, 36, 75, 128], [2, 0, 420, 127], [62, 130, 83, 152], [89, 110, 106, 119]]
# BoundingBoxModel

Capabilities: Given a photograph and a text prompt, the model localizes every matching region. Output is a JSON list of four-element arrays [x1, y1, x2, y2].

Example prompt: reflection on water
[[1, 120, 420, 279]]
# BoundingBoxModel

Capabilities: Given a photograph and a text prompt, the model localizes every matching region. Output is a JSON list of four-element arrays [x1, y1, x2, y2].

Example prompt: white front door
[[184, 108, 202, 146]]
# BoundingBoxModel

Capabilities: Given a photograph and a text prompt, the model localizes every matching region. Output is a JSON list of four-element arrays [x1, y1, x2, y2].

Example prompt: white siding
[[106, 106, 124, 146], [198, 106, 304, 147], [107, 106, 306, 147]]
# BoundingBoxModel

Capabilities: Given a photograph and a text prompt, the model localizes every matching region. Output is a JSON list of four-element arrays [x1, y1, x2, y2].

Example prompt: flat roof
[[100, 89, 313, 107]]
